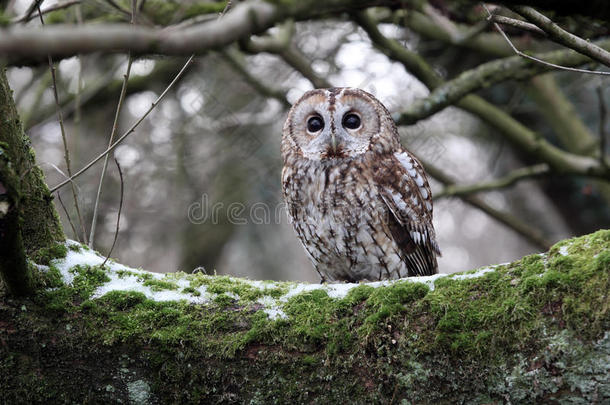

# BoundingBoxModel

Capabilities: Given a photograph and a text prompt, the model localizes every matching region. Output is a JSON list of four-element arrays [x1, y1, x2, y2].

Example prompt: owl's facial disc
[[287, 88, 383, 161]]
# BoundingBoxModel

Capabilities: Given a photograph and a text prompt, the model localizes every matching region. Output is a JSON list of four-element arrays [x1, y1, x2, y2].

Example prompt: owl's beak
[[330, 132, 338, 154]]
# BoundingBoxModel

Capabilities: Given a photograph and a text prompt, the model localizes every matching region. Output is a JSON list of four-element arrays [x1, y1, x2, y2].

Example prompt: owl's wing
[[375, 151, 441, 276]]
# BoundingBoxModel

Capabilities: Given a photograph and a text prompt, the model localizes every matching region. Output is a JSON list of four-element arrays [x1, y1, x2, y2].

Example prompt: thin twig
[[90, 0, 136, 247], [597, 85, 609, 168], [102, 158, 124, 267], [72, 3, 84, 194], [482, 4, 610, 76], [434, 164, 550, 199], [49, 55, 195, 193], [39, 5, 88, 244], [23, 0, 45, 23], [47, 0, 240, 193], [14, 0, 81, 23], [56, 192, 79, 240]]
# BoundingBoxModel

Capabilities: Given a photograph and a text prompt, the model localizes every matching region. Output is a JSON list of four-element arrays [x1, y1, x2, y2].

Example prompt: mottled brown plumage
[[281, 88, 440, 282]]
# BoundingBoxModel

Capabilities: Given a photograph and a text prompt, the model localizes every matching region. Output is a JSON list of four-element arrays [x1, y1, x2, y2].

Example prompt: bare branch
[[482, 4, 610, 76], [13, 0, 81, 23], [434, 164, 550, 199], [489, 14, 546, 36], [22, 0, 44, 23], [397, 37, 610, 124], [219, 49, 290, 108], [39, 5, 88, 245], [90, 0, 136, 248], [355, 10, 610, 180], [56, 192, 79, 240], [421, 159, 552, 250], [0, 0, 396, 65], [49, 55, 195, 193], [510, 5, 610, 68], [238, 21, 332, 89], [102, 158, 124, 268]]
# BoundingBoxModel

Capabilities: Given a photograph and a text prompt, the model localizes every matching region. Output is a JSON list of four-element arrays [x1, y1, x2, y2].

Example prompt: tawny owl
[[281, 88, 441, 282]]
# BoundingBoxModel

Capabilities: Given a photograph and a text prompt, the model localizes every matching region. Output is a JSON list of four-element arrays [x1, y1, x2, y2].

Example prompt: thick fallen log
[[0, 230, 608, 404]]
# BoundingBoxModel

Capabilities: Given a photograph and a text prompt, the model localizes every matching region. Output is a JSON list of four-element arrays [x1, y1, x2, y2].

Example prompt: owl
[[281, 87, 441, 282]]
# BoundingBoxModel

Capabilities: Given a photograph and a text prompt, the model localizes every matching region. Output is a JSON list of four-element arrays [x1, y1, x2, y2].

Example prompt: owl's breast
[[283, 158, 405, 281]]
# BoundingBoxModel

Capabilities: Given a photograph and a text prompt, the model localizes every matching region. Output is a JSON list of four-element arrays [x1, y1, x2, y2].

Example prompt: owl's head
[[282, 87, 399, 161]]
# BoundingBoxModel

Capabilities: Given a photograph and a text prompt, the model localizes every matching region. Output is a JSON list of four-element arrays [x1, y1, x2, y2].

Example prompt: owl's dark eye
[[342, 113, 361, 130], [307, 116, 324, 132]]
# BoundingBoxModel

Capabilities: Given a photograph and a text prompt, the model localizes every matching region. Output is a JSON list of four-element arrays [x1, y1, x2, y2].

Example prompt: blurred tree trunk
[[0, 67, 64, 295]]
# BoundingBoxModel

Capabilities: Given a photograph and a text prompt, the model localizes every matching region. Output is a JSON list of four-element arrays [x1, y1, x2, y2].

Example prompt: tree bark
[[0, 230, 608, 403], [0, 67, 64, 295]]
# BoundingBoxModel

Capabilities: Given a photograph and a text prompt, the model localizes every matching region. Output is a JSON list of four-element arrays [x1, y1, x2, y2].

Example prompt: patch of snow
[[50, 240, 500, 321], [452, 267, 495, 280], [558, 245, 569, 256], [257, 296, 287, 320], [325, 282, 361, 299]]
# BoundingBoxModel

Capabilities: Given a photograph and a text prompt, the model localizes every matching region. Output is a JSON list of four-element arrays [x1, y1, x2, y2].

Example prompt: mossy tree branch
[[0, 231, 608, 403]]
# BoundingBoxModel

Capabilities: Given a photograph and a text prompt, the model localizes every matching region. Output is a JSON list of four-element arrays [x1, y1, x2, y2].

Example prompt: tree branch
[[527, 75, 599, 156], [219, 48, 291, 108], [434, 164, 550, 200], [422, 159, 552, 250], [12, 0, 81, 23], [354, 11, 610, 180], [10, 230, 606, 402], [49, 55, 195, 193], [482, 5, 610, 77], [0, 0, 397, 65], [489, 14, 546, 36], [510, 6, 610, 69], [494, 0, 610, 21], [239, 28, 332, 89], [396, 37, 610, 125]]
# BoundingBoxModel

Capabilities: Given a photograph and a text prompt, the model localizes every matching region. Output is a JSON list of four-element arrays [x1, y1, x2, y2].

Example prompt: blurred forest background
[[3, 0, 609, 282]]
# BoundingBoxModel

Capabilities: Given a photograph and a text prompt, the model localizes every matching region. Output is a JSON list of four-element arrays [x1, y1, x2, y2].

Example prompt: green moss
[[181, 287, 201, 296], [364, 281, 429, 323], [71, 265, 111, 298], [68, 244, 82, 252], [8, 230, 608, 403], [31, 243, 68, 266], [189, 274, 289, 303], [35, 263, 64, 289], [142, 279, 178, 291]]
